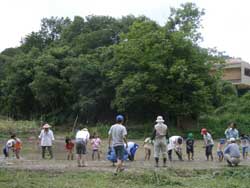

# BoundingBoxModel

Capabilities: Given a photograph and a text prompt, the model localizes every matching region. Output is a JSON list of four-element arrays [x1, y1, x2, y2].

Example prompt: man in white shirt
[[75, 128, 90, 167], [38, 124, 55, 159]]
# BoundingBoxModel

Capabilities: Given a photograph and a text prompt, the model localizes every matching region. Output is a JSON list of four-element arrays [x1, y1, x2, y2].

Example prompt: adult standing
[[224, 138, 241, 166], [38, 124, 55, 159], [75, 128, 90, 167], [108, 115, 128, 174], [228, 122, 239, 140], [151, 116, 168, 167]]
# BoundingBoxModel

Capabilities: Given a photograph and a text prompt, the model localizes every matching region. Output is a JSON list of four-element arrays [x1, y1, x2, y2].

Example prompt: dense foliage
[[0, 3, 227, 126]]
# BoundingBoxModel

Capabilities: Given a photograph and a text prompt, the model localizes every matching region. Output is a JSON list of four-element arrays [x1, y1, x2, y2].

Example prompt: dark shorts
[[242, 146, 248, 154], [76, 141, 86, 155], [3, 147, 8, 157], [114, 145, 124, 161], [217, 151, 223, 157], [205, 145, 213, 156], [186, 146, 194, 154]]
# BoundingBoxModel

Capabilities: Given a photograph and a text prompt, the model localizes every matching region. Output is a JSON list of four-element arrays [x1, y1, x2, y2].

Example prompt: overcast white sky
[[1, 0, 250, 62]]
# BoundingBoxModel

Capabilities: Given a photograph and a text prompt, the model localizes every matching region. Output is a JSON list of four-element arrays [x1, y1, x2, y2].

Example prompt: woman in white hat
[[38, 124, 55, 159], [151, 116, 168, 167]]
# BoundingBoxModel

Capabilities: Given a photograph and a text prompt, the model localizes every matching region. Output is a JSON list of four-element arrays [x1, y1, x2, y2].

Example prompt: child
[[3, 135, 16, 158], [91, 133, 101, 160], [217, 138, 225, 162], [65, 137, 74, 160], [13, 135, 22, 159], [241, 134, 249, 159], [201, 128, 214, 161], [186, 133, 194, 160], [143, 137, 152, 161]]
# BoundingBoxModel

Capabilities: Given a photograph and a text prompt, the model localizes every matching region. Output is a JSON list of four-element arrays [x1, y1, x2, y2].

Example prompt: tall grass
[[0, 119, 39, 138]]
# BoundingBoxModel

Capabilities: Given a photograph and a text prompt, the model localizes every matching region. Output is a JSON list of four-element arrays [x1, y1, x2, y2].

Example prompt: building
[[214, 58, 250, 89]]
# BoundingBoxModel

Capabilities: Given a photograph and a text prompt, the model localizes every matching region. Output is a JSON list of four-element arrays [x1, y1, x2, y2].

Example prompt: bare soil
[[1, 139, 249, 172]]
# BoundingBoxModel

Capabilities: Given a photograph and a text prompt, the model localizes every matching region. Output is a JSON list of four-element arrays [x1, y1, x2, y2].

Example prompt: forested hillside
[[0, 3, 229, 126]]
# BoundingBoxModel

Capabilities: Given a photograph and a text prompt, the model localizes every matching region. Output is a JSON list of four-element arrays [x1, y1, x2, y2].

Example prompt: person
[[3, 135, 16, 158], [75, 128, 90, 167], [168, 136, 183, 161], [201, 128, 214, 161], [227, 122, 239, 140], [224, 137, 241, 166], [107, 146, 128, 166], [65, 137, 74, 160], [91, 133, 102, 160], [217, 139, 225, 162], [151, 116, 168, 167], [13, 135, 22, 159], [38, 124, 55, 159], [186, 133, 194, 161], [108, 115, 128, 174], [224, 124, 231, 140], [126, 141, 139, 161], [143, 137, 153, 161], [240, 134, 249, 159]]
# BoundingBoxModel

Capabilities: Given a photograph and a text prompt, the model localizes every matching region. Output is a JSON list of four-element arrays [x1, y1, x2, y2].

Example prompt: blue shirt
[[224, 143, 240, 157]]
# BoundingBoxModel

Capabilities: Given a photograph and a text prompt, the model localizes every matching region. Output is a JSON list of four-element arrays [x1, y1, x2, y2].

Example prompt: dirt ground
[[1, 138, 249, 172]]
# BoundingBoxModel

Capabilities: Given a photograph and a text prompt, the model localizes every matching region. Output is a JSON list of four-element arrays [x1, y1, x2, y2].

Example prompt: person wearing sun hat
[[38, 123, 55, 159], [151, 115, 168, 167], [201, 128, 214, 161], [224, 137, 240, 166]]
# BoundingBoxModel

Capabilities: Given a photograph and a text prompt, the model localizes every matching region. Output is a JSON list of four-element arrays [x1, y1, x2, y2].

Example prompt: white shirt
[[203, 133, 214, 146], [167, 136, 183, 151], [75, 130, 90, 142], [39, 129, 55, 146], [6, 139, 16, 148]]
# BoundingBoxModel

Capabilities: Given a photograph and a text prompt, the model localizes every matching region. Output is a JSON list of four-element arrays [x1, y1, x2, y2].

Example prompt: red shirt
[[65, 142, 74, 150]]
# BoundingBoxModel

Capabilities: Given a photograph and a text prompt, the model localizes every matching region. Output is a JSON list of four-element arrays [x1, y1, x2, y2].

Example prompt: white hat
[[82, 128, 88, 131], [43, 124, 51, 129], [156, 116, 164, 123], [230, 137, 236, 142]]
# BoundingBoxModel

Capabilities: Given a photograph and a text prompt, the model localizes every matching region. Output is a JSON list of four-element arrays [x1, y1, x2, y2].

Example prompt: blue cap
[[116, 115, 124, 122], [219, 139, 225, 144]]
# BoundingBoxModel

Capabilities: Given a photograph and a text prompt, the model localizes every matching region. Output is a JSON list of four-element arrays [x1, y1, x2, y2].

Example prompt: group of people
[[149, 119, 245, 167], [2, 115, 248, 173]]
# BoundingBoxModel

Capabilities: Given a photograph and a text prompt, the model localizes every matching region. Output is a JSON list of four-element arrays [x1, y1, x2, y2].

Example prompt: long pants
[[42, 146, 53, 159], [224, 154, 240, 166], [168, 149, 182, 161], [154, 138, 167, 158]]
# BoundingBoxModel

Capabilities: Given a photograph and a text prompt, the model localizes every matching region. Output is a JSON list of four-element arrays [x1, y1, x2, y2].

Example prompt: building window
[[244, 68, 250, 77]]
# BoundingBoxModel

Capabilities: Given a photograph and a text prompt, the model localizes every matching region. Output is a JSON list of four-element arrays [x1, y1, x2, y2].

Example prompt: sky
[[1, 0, 250, 62]]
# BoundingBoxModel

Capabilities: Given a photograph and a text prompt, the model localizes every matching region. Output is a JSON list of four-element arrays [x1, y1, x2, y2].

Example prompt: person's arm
[[108, 127, 112, 148], [108, 135, 112, 148], [224, 145, 230, 154], [151, 130, 156, 140], [123, 136, 128, 148], [123, 127, 128, 148], [51, 130, 55, 141]]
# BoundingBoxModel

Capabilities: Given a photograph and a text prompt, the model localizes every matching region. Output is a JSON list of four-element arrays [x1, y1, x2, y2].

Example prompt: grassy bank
[[0, 119, 39, 138], [0, 167, 250, 188]]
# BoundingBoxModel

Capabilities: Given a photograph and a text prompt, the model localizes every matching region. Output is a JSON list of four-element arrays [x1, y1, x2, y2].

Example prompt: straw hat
[[82, 128, 88, 131], [43, 124, 51, 129], [156, 116, 164, 123]]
